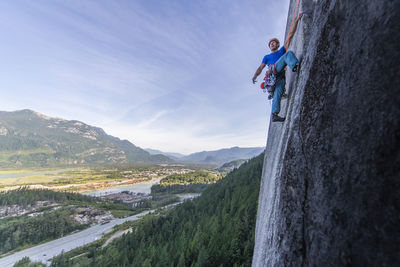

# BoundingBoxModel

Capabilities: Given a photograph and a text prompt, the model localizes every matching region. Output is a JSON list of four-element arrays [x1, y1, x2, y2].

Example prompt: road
[[0, 194, 200, 266], [0, 210, 151, 266]]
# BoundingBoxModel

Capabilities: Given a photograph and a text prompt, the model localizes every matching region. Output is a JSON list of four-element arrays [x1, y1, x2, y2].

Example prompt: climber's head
[[269, 38, 280, 52]]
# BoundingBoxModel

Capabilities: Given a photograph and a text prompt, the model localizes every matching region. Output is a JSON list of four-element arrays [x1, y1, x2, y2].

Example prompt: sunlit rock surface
[[252, 0, 399, 266]]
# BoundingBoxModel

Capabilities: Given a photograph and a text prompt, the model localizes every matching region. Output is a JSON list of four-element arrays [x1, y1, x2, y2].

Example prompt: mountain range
[[0, 109, 171, 168], [144, 148, 185, 159], [0, 109, 264, 168], [146, 146, 264, 165]]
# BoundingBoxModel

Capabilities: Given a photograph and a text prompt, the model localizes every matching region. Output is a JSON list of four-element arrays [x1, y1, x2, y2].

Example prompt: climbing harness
[[285, 0, 301, 48], [261, 65, 277, 91], [259, 0, 301, 98], [260, 65, 280, 100]]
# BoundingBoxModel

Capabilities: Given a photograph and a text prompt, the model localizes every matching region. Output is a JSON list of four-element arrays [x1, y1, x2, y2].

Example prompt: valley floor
[[0, 166, 195, 194]]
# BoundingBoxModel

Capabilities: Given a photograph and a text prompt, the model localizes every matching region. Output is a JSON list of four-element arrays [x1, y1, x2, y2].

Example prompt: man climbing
[[252, 12, 304, 122]]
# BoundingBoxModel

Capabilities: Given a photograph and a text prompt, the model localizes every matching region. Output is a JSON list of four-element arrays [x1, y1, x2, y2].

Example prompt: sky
[[0, 0, 290, 154]]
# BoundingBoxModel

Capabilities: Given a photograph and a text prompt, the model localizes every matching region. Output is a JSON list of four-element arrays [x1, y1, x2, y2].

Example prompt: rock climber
[[252, 12, 304, 122]]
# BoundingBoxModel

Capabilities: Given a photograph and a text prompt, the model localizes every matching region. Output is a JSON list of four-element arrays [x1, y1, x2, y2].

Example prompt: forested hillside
[[179, 146, 264, 165], [0, 188, 94, 206], [159, 170, 219, 185], [52, 152, 264, 266], [151, 170, 221, 197], [0, 109, 172, 167], [0, 189, 134, 255]]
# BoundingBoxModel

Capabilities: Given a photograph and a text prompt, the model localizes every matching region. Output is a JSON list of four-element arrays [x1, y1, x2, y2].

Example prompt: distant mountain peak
[[8, 109, 66, 122], [0, 109, 173, 167], [179, 146, 264, 165]]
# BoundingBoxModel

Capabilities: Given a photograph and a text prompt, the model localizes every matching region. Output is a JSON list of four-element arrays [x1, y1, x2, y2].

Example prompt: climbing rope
[[285, 0, 301, 48]]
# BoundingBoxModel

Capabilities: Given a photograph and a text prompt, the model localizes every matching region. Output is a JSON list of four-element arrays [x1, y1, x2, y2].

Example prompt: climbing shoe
[[293, 54, 303, 72], [272, 113, 285, 122]]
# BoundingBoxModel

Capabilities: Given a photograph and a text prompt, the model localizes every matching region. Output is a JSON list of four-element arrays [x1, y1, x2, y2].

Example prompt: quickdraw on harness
[[260, 64, 278, 94]]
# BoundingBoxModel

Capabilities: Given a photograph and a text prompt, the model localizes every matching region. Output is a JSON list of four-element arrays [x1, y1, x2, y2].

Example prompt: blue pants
[[271, 51, 298, 114]]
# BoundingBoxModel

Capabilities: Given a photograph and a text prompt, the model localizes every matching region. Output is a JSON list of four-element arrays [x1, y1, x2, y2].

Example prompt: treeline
[[0, 135, 42, 151], [52, 153, 264, 267], [160, 170, 219, 185], [151, 183, 208, 197], [0, 189, 134, 255], [0, 188, 95, 207], [0, 209, 87, 254], [13, 256, 44, 267], [151, 170, 219, 198]]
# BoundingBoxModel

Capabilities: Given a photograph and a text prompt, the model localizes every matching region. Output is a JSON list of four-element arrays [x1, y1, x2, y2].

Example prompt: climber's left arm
[[285, 12, 304, 50]]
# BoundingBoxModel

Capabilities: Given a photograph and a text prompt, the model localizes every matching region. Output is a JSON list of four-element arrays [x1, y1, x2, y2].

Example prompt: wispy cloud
[[0, 0, 290, 153]]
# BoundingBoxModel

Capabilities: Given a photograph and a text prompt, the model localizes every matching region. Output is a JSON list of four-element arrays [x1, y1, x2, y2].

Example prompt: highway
[[0, 210, 151, 266], [0, 194, 199, 266]]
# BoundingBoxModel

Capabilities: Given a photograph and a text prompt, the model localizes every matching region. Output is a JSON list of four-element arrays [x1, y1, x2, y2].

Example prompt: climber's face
[[269, 40, 279, 52]]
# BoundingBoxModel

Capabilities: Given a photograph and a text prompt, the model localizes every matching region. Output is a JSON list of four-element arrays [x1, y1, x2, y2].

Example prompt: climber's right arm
[[253, 63, 266, 84]]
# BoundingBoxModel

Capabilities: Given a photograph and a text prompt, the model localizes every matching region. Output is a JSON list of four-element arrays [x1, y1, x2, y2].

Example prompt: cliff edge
[[253, 0, 400, 266]]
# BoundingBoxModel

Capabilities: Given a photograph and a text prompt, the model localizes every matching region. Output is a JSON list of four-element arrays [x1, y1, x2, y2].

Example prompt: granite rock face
[[252, 0, 400, 266]]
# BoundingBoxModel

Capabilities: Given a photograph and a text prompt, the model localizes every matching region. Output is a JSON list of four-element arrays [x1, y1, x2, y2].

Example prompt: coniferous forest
[[52, 152, 264, 267], [0, 189, 134, 255]]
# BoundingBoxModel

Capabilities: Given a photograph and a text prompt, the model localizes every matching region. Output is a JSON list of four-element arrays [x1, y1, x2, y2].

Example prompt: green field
[[0, 168, 153, 189]]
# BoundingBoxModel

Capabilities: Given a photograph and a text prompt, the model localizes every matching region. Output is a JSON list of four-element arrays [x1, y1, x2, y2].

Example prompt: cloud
[[0, 0, 290, 153]]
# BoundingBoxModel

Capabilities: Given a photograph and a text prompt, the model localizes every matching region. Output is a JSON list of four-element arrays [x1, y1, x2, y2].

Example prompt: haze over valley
[[0, 109, 264, 266], [0, 109, 263, 169]]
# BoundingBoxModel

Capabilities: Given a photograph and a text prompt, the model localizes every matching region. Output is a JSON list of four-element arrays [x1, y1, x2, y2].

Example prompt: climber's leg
[[271, 79, 285, 115], [274, 51, 298, 73]]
